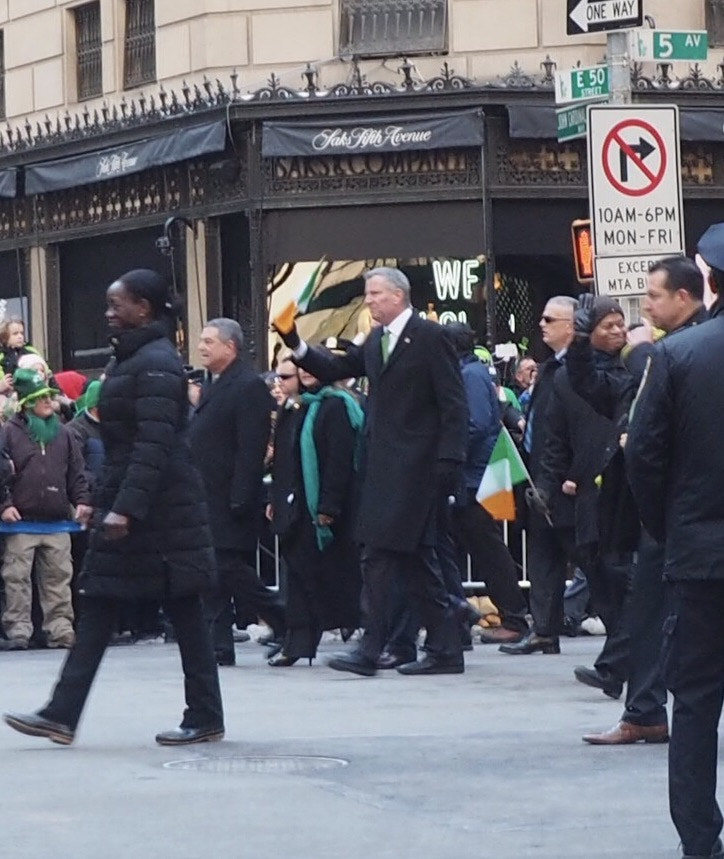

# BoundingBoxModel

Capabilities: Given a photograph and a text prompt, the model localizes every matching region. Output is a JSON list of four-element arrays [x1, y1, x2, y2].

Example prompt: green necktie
[[381, 329, 390, 364]]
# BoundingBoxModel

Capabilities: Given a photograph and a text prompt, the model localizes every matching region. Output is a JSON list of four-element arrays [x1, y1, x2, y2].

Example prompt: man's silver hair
[[364, 267, 411, 303], [546, 295, 579, 315], [206, 317, 244, 354]]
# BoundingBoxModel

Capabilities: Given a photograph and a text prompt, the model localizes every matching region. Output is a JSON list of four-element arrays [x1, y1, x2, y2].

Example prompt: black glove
[[524, 485, 551, 521], [275, 324, 300, 352], [435, 459, 461, 499], [573, 292, 596, 338]]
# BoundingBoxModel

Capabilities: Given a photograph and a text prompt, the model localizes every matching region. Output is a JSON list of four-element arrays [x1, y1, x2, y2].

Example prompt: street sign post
[[632, 30, 708, 62], [555, 65, 609, 104], [557, 104, 589, 141], [567, 0, 642, 36], [587, 105, 684, 298]]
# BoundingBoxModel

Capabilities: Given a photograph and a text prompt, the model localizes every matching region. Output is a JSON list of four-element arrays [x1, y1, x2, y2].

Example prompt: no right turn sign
[[587, 104, 684, 259]]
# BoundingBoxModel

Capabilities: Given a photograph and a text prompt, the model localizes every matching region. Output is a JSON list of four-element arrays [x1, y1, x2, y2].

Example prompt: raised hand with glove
[[573, 291, 596, 339], [271, 300, 301, 351]]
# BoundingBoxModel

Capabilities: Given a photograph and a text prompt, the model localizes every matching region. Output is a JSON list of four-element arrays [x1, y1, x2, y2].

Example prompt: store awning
[[0, 169, 17, 199], [262, 109, 485, 157], [508, 104, 724, 142], [25, 120, 227, 195]]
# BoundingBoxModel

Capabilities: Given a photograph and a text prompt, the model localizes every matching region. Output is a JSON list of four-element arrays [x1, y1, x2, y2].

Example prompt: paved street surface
[[0, 634, 695, 858]]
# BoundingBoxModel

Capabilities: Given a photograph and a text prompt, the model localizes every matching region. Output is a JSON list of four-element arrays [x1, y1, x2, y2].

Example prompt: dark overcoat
[[298, 313, 467, 552], [627, 307, 724, 581], [188, 358, 273, 551], [525, 353, 574, 528], [77, 323, 216, 601], [270, 390, 361, 629], [269, 392, 358, 541], [538, 352, 631, 547]]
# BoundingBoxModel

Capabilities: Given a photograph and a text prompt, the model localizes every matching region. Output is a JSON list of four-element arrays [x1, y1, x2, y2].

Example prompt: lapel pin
[[403, 337, 411, 344]]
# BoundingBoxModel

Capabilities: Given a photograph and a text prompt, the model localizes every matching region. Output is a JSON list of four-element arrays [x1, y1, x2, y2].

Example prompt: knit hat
[[54, 369, 87, 401], [591, 296, 624, 329], [13, 367, 58, 407], [81, 379, 102, 412]]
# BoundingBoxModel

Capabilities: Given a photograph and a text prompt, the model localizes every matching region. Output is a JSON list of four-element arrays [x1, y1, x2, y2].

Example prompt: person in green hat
[[0, 367, 92, 651]]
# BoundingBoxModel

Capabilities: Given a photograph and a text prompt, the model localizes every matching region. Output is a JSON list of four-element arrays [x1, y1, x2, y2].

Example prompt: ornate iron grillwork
[[263, 148, 480, 199], [339, 0, 447, 58], [74, 2, 102, 101], [124, 0, 156, 89]]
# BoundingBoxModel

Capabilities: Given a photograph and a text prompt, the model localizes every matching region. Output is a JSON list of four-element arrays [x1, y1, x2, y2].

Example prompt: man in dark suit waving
[[276, 267, 468, 676], [189, 318, 285, 666]]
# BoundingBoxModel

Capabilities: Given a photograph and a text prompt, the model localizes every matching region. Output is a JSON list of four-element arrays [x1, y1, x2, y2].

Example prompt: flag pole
[[500, 425, 554, 527]]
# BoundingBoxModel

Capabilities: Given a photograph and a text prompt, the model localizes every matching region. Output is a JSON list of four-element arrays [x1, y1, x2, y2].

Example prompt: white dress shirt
[[382, 307, 414, 357]]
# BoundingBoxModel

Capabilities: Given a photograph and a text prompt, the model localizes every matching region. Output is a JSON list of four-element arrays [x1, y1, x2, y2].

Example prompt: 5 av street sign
[[567, 0, 642, 36], [632, 30, 709, 63]]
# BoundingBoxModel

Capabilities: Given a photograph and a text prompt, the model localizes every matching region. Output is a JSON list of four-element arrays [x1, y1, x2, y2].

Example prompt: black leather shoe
[[376, 651, 415, 670], [215, 651, 236, 667], [455, 599, 482, 627], [4, 711, 75, 745], [397, 655, 464, 675], [328, 653, 377, 676], [499, 631, 560, 655], [574, 665, 623, 699], [155, 726, 225, 746], [683, 836, 724, 858]]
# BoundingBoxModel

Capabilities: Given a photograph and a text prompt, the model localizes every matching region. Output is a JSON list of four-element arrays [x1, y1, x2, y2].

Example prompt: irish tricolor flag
[[476, 426, 531, 521], [272, 258, 326, 333]]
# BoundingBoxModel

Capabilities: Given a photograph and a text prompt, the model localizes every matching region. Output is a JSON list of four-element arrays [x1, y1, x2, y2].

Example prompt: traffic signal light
[[571, 219, 594, 283]]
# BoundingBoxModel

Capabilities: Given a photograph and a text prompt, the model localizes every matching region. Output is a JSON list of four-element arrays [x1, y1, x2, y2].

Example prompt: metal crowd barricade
[[255, 527, 530, 594]]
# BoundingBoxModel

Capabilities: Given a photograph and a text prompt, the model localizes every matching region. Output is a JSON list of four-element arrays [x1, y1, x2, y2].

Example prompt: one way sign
[[567, 0, 642, 35]]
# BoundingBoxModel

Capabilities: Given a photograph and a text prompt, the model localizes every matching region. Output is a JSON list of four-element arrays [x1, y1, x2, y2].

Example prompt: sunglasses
[[276, 373, 296, 380], [541, 315, 569, 324]]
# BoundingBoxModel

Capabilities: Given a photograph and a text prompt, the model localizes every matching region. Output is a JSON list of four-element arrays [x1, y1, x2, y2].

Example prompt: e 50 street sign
[[632, 30, 708, 63], [555, 65, 609, 105]]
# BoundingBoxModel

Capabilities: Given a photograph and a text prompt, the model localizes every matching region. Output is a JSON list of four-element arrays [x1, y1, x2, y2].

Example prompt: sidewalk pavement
[[0, 634, 691, 859]]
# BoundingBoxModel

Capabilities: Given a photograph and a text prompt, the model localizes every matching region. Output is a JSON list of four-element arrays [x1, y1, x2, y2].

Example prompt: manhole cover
[[164, 755, 349, 775]]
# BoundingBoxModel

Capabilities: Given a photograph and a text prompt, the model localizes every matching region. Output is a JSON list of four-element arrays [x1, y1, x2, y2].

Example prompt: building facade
[[0, 0, 720, 371]]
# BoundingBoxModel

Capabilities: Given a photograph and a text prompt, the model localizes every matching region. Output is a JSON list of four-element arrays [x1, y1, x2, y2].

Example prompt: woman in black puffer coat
[[3, 270, 224, 748]]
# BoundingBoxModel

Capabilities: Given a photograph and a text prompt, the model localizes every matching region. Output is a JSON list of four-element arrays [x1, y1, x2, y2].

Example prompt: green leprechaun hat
[[13, 367, 59, 408]]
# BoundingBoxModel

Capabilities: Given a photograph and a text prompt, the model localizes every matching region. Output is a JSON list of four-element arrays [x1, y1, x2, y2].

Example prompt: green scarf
[[25, 410, 61, 448], [299, 387, 365, 551]]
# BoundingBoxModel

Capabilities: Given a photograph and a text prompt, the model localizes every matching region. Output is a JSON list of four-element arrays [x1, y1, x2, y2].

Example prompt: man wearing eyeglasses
[[500, 296, 579, 656]]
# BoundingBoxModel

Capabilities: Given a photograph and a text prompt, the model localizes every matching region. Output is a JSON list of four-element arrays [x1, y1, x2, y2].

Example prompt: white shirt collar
[[385, 306, 413, 338]]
